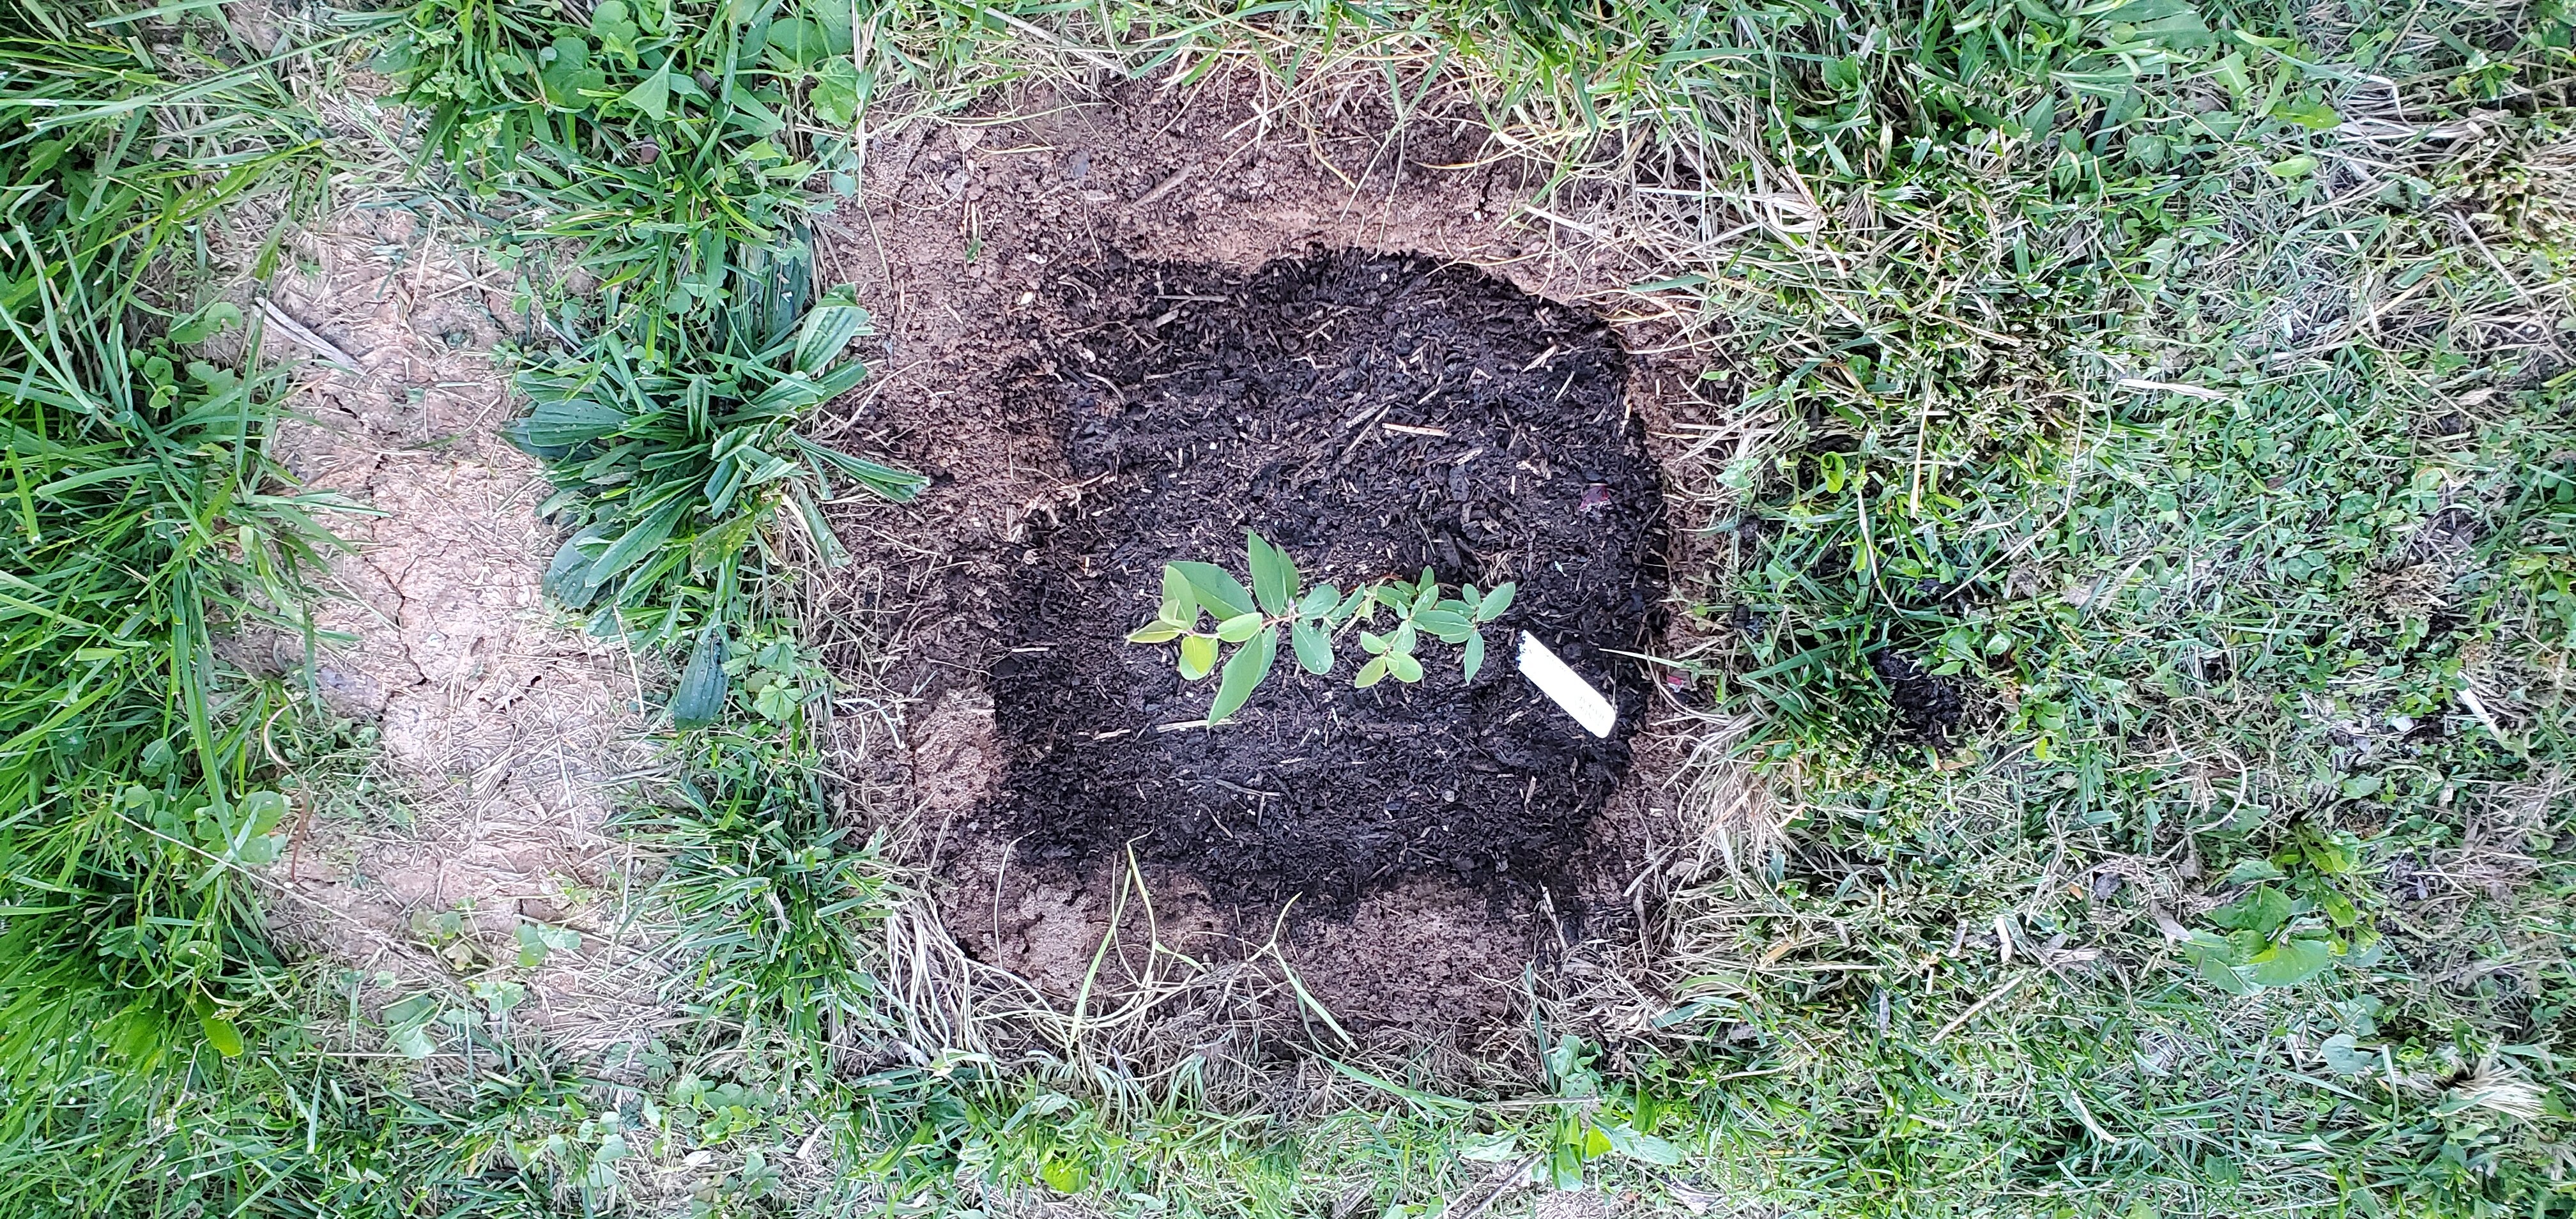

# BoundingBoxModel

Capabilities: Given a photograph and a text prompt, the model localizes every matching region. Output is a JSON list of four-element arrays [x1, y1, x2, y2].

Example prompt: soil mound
[[992, 250, 1666, 912]]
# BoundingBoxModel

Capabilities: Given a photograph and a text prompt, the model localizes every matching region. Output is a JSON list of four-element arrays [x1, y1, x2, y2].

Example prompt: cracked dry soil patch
[[247, 206, 676, 1050]]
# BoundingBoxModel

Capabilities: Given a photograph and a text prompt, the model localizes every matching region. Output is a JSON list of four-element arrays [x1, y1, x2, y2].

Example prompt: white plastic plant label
[[1516, 631, 1614, 738]]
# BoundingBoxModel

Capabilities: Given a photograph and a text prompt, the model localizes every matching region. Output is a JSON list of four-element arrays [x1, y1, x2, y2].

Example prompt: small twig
[[984, 8, 1128, 72], [1930, 970, 2034, 1044], [1199, 776, 1282, 799], [1133, 162, 1199, 206], [284, 784, 318, 882], [1449, 1156, 1541, 1219], [257, 298, 362, 373], [2114, 376, 2226, 401]]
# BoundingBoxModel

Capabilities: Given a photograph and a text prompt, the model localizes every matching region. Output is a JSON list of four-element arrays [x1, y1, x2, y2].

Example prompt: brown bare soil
[[809, 66, 1722, 1037]]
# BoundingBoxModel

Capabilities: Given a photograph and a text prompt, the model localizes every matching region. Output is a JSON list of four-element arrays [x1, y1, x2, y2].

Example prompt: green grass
[[618, 652, 906, 1041], [377, 0, 886, 330], [3, 0, 2575, 1213], [0, 0, 356, 1189]]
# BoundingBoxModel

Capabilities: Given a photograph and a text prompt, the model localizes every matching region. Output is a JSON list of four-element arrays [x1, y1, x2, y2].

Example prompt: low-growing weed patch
[[379, 0, 881, 326], [509, 234, 921, 723]]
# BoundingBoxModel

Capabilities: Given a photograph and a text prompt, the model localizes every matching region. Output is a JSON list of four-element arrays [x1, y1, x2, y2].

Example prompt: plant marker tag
[[1517, 632, 1614, 738]]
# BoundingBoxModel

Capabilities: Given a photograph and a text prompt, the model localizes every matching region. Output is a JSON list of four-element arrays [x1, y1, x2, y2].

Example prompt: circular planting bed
[[989, 250, 1667, 912]]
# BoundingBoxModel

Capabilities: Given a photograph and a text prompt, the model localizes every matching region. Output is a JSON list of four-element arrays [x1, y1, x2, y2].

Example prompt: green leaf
[[1359, 630, 1388, 656], [1162, 565, 1197, 625], [748, 367, 862, 414], [2211, 52, 2251, 99], [586, 497, 689, 587], [517, 921, 580, 968], [1291, 620, 1332, 675], [1388, 651, 1423, 682], [388, 1023, 436, 1059], [1414, 609, 1471, 641], [811, 58, 863, 127], [793, 285, 871, 373], [2207, 885, 2291, 936], [2220, 858, 2286, 884], [470, 978, 525, 1013], [788, 434, 925, 502], [763, 15, 829, 68], [537, 35, 594, 107], [201, 1015, 243, 1058], [1174, 561, 1257, 617], [518, 395, 632, 448], [1039, 1158, 1085, 1194], [1127, 622, 1185, 643], [2303, 834, 2361, 875], [1457, 1133, 1521, 1163], [1476, 582, 1515, 622], [689, 512, 763, 574], [753, 682, 801, 722], [2102, 0, 2210, 43], [2320, 1033, 2376, 1075], [1215, 612, 1266, 643], [2247, 937, 2335, 988], [1298, 583, 1340, 618], [621, 63, 671, 120], [204, 792, 289, 865], [2267, 154, 2319, 179], [1549, 1142, 1584, 1191], [728, 92, 785, 136], [589, 0, 637, 58], [517, 922, 553, 968], [2273, 95, 2341, 130], [1331, 586, 1368, 624], [238, 791, 289, 836], [1208, 627, 1278, 722], [1599, 1122, 1682, 1167], [1355, 656, 1390, 688], [2195, 951, 2255, 995], [1462, 631, 1485, 681], [1246, 532, 1298, 615], [2126, 12, 2212, 46], [167, 302, 241, 344], [1178, 634, 1217, 680], [2319, 887, 2358, 928], [672, 627, 728, 729], [789, 482, 850, 571]]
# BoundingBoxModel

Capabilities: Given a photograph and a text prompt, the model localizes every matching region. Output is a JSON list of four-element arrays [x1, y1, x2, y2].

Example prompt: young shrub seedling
[[1127, 532, 1512, 723]]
